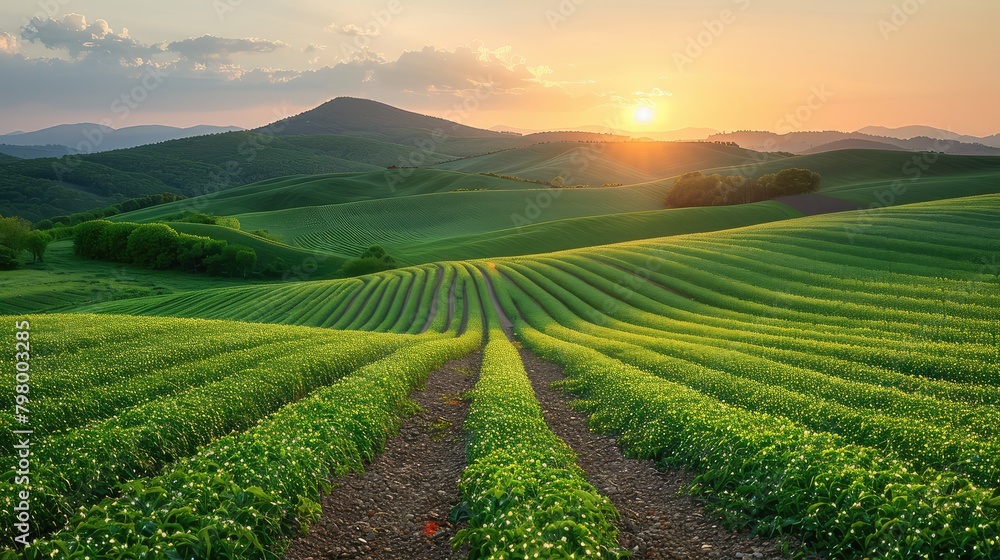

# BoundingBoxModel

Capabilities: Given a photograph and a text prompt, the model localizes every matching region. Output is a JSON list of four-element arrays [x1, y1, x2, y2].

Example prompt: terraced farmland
[[5, 175, 1000, 560], [52, 194, 999, 559]]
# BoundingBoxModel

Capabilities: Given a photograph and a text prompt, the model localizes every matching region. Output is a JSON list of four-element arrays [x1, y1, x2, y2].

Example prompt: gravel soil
[[517, 345, 790, 560], [283, 351, 481, 560]]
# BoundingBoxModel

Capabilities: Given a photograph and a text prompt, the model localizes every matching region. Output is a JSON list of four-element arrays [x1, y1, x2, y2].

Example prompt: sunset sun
[[634, 106, 655, 124]]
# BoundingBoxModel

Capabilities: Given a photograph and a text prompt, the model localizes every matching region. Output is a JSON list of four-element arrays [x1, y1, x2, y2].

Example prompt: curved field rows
[[52, 194, 1000, 559]]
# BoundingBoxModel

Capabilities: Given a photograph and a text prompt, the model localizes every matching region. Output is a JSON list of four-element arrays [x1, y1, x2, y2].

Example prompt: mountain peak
[[259, 97, 506, 143]]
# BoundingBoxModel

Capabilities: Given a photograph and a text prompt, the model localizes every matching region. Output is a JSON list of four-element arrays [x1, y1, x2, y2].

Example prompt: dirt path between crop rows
[[518, 348, 786, 559], [284, 351, 481, 560], [474, 267, 787, 559]]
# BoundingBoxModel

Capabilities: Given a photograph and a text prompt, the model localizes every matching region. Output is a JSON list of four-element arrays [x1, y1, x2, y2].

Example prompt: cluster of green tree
[[35, 193, 185, 230], [161, 212, 241, 230], [481, 172, 552, 186], [0, 216, 51, 269], [339, 245, 398, 277], [666, 168, 822, 209], [73, 220, 268, 279]]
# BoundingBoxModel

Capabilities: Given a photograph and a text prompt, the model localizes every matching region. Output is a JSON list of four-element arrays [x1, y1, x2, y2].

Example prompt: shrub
[[340, 257, 396, 278], [74, 220, 113, 259], [102, 222, 140, 262], [0, 245, 18, 270], [340, 245, 397, 277], [127, 223, 180, 269], [25, 230, 51, 262]]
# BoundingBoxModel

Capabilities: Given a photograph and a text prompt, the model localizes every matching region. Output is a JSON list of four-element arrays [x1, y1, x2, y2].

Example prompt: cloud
[[20, 14, 160, 62], [302, 44, 326, 53], [0, 32, 17, 55], [167, 36, 287, 62], [325, 23, 381, 36], [633, 87, 672, 98], [0, 42, 602, 129]]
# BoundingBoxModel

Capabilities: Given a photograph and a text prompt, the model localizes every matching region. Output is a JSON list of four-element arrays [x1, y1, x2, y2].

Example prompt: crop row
[[498, 261, 1000, 486], [453, 276, 623, 559], [502, 316, 999, 557], [543, 255, 1000, 404], [510, 259, 1000, 427], [0, 316, 421, 545], [5, 322, 481, 559]]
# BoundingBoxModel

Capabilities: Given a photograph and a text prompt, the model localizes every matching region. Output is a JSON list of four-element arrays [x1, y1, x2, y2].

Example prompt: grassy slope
[[233, 182, 670, 257], [73, 194, 1000, 325], [110, 147, 1000, 266], [435, 141, 776, 185], [400, 201, 803, 264], [166, 223, 347, 277], [115, 168, 541, 222], [701, 149, 1000, 204], [0, 240, 268, 314]]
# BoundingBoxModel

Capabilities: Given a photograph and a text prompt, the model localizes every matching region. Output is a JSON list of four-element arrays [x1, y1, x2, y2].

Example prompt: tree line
[[0, 216, 51, 269], [34, 193, 185, 230], [666, 168, 822, 209], [74, 220, 266, 279]]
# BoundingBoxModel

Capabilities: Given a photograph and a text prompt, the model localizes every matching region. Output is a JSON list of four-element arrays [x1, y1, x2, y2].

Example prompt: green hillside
[[264, 97, 512, 143], [115, 168, 540, 221], [231, 182, 670, 256], [166, 223, 347, 277], [435, 141, 779, 185], [17, 190, 1000, 560], [400, 201, 803, 263], [699, 149, 1000, 201], [0, 240, 267, 314]]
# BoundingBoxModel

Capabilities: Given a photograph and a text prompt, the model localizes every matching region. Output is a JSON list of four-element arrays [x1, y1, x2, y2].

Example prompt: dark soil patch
[[283, 351, 481, 560], [517, 346, 789, 560]]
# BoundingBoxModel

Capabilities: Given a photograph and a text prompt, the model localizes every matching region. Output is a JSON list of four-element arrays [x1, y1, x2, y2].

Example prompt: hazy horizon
[[1, 1, 998, 136]]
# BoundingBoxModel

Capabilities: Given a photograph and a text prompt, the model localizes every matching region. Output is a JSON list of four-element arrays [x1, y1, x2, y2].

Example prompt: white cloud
[[0, 32, 18, 55], [21, 14, 160, 62], [302, 44, 326, 53], [0, 40, 602, 125], [325, 23, 381, 36], [167, 36, 287, 63]]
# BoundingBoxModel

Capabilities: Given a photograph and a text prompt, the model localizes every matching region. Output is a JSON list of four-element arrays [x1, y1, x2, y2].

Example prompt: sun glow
[[634, 106, 655, 124]]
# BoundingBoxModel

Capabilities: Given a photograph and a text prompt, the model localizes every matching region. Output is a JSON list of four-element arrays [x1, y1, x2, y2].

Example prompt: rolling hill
[[0, 123, 242, 153], [711, 130, 1000, 155], [261, 97, 511, 142], [434, 141, 776, 185]]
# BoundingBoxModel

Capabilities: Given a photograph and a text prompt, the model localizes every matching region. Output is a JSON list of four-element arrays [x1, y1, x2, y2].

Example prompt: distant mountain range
[[855, 125, 1000, 147], [0, 124, 243, 158], [491, 123, 1000, 154], [3, 95, 1000, 223], [707, 130, 1000, 156], [490, 125, 719, 143]]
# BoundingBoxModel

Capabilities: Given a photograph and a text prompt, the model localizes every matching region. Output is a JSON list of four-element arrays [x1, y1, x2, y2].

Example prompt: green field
[[3, 129, 1000, 560]]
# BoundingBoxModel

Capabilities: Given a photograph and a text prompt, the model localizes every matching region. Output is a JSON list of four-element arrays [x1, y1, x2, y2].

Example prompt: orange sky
[[1, 0, 998, 136]]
